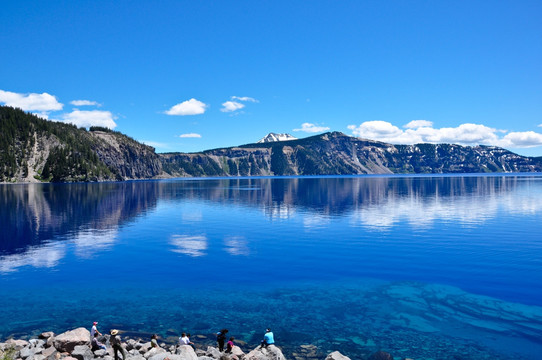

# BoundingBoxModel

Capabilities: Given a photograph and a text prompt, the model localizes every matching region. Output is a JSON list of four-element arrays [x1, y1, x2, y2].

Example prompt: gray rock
[[325, 352, 351, 360], [230, 347, 244, 357], [19, 347, 36, 359], [147, 353, 172, 360], [174, 346, 197, 360], [143, 347, 166, 359], [127, 356, 145, 360], [138, 343, 151, 355], [70, 345, 93, 360], [5, 340, 30, 351], [41, 347, 57, 360], [103, 356, 114, 360], [54, 329, 90, 353], [46, 338, 54, 349], [93, 349, 108, 358], [27, 355, 46, 360], [196, 357, 215, 360], [39, 333, 55, 340], [244, 345, 286, 360], [29, 340, 46, 350], [203, 347, 221, 359]]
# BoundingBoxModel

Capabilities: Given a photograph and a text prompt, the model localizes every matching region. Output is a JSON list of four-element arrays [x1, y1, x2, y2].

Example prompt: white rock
[[244, 345, 286, 360], [174, 346, 197, 360], [325, 351, 351, 360]]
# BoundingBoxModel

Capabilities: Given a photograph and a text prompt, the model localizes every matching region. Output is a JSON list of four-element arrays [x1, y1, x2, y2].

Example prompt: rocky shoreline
[[0, 328, 408, 360]]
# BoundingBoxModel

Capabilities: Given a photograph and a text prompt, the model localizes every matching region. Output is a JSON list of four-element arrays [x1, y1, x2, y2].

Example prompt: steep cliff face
[[159, 132, 542, 176], [0, 107, 163, 182]]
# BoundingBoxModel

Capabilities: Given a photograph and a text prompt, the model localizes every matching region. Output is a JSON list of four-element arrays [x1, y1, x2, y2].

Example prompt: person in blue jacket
[[260, 328, 274, 348]]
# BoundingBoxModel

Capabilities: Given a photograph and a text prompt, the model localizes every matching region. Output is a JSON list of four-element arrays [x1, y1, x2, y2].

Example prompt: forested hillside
[[0, 106, 161, 182], [1, 106, 541, 183]]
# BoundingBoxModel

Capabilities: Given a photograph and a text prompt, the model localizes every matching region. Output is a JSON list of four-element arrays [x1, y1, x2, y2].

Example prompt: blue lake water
[[1, 175, 542, 360]]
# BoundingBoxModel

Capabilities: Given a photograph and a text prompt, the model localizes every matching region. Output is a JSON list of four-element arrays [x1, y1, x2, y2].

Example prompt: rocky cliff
[[160, 132, 542, 177], [0, 107, 162, 182], [2, 106, 541, 183]]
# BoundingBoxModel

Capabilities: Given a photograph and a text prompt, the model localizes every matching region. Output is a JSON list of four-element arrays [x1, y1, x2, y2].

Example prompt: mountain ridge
[[1, 106, 541, 183]]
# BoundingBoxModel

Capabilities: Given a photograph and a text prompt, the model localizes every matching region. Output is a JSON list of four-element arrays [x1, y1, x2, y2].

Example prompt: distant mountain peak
[[257, 133, 297, 143]]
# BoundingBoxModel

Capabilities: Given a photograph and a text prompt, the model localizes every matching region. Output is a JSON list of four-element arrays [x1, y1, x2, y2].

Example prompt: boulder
[[196, 357, 215, 360], [244, 345, 286, 360], [71, 345, 94, 360], [19, 347, 37, 359], [29, 340, 46, 349], [53, 328, 90, 353], [230, 346, 244, 357], [41, 346, 57, 360], [204, 347, 222, 359], [175, 346, 197, 360], [93, 349, 108, 358], [39, 333, 55, 340], [325, 351, 351, 360], [143, 347, 166, 359], [27, 355, 46, 360], [148, 353, 172, 360], [5, 339, 30, 351]]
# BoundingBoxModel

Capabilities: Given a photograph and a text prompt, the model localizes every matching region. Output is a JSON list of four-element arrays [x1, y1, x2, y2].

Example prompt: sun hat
[[93, 322, 98, 325], [110, 329, 119, 335]]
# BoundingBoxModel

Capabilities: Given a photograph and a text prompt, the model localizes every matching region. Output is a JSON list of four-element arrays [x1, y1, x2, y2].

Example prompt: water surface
[[1, 175, 541, 359]]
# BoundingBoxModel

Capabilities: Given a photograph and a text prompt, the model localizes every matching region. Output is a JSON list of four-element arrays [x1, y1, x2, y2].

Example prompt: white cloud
[[405, 120, 433, 129], [221, 101, 245, 113], [179, 133, 202, 138], [70, 100, 101, 107], [165, 98, 208, 116], [500, 131, 542, 148], [294, 122, 330, 133], [231, 96, 258, 103], [141, 140, 168, 149], [348, 120, 542, 148], [0, 90, 63, 111], [61, 109, 117, 129]]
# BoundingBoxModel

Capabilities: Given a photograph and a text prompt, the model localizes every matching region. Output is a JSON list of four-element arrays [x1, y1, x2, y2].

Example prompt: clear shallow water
[[1, 175, 542, 359]]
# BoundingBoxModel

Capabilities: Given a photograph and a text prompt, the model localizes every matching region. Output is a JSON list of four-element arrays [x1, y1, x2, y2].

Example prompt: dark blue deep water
[[1, 175, 542, 359]]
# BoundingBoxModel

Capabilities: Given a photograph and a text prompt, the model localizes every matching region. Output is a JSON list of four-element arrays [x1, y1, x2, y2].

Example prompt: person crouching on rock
[[151, 334, 160, 348], [91, 332, 106, 351], [260, 328, 274, 348], [110, 329, 126, 360], [225, 336, 235, 353]]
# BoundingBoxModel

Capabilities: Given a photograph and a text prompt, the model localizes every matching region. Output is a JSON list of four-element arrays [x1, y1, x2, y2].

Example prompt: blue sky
[[1, 1, 541, 156]]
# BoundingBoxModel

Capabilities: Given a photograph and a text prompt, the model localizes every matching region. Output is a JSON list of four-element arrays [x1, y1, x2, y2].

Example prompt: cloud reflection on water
[[170, 234, 208, 257]]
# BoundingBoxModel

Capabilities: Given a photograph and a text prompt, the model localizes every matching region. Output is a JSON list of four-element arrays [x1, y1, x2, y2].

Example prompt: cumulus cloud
[[70, 100, 101, 107], [500, 131, 542, 147], [405, 120, 433, 129], [165, 98, 208, 116], [232, 96, 258, 103], [179, 133, 202, 138], [221, 101, 245, 113], [294, 122, 331, 133], [348, 120, 542, 148], [61, 109, 117, 129], [0, 90, 63, 111]]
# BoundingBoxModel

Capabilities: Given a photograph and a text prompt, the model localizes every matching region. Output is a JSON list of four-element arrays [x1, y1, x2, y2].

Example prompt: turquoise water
[[1, 175, 542, 359]]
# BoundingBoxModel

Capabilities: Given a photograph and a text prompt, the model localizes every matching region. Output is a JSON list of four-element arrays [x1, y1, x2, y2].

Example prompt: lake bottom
[[2, 278, 541, 360]]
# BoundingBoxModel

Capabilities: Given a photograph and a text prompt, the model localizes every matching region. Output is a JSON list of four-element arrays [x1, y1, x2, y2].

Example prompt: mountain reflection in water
[[1, 175, 542, 360]]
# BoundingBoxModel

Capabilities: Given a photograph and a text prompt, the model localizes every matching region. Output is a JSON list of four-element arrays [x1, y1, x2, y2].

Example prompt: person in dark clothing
[[91, 333, 106, 351], [216, 329, 228, 352], [110, 330, 126, 360]]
